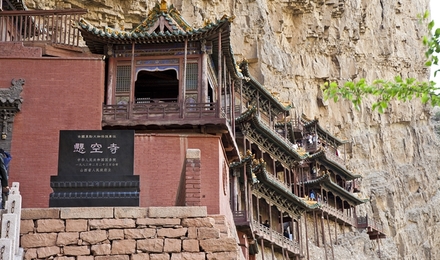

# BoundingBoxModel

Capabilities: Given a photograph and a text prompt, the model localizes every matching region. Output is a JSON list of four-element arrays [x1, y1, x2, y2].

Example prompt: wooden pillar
[[256, 196, 260, 224], [182, 38, 188, 117], [240, 79, 243, 114], [216, 30, 222, 118], [247, 183, 252, 222], [303, 217, 309, 260], [106, 56, 115, 104], [261, 238, 265, 260], [244, 139, 250, 221], [201, 46, 208, 103], [313, 211, 319, 246], [334, 220, 338, 247], [273, 159, 276, 178], [223, 56, 227, 117], [269, 203, 273, 240], [326, 214, 335, 260], [257, 91, 260, 113], [281, 211, 285, 260], [232, 171, 238, 211], [271, 243, 275, 260], [129, 42, 135, 118], [320, 214, 328, 260], [378, 234, 381, 259], [231, 79, 236, 137]]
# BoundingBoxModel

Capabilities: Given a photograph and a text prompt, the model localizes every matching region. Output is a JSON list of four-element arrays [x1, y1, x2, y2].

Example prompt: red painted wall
[[135, 134, 227, 215], [0, 57, 105, 208]]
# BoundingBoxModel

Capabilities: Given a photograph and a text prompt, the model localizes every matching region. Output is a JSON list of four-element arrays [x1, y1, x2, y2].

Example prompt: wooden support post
[[378, 234, 381, 259], [334, 219, 338, 245], [269, 203, 273, 240], [216, 30, 222, 118], [129, 42, 135, 118], [303, 216, 309, 260], [256, 196, 260, 224], [271, 243, 275, 260], [182, 38, 188, 118], [326, 214, 335, 260], [106, 56, 115, 105], [313, 211, 319, 246], [320, 214, 328, 260], [231, 79, 235, 137]]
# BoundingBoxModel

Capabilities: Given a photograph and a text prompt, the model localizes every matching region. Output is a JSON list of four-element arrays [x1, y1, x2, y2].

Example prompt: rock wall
[[20, 207, 243, 260], [22, 0, 439, 259]]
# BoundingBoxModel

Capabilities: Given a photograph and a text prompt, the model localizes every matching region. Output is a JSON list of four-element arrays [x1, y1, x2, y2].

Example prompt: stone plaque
[[50, 130, 139, 207], [57, 130, 134, 176]]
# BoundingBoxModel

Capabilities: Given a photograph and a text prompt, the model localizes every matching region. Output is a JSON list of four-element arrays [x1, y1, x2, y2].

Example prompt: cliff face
[[25, 0, 439, 259]]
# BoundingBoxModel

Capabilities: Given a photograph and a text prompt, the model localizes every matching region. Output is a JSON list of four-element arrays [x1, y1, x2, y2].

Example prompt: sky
[[430, 1, 439, 85]]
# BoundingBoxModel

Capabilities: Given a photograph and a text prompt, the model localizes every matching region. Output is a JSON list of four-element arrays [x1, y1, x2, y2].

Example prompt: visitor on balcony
[[309, 190, 316, 201], [263, 220, 270, 228], [283, 229, 290, 239]]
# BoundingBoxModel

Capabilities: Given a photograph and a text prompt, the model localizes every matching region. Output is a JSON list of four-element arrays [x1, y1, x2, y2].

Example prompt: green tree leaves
[[322, 77, 439, 113]]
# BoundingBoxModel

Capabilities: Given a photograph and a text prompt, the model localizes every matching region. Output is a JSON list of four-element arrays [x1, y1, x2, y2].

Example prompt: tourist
[[263, 220, 270, 228], [284, 229, 290, 239]]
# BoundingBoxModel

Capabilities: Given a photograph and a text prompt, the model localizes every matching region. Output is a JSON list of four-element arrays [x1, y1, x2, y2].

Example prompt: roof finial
[[160, 0, 167, 12]]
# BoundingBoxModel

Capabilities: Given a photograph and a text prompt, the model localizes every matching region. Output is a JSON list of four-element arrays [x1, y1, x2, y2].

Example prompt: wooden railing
[[0, 9, 87, 48], [103, 101, 219, 121], [357, 215, 384, 233], [252, 220, 300, 254], [319, 203, 357, 226], [323, 147, 345, 166]]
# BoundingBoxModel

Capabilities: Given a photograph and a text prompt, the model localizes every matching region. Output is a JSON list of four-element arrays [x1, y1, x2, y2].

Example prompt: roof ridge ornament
[[160, 0, 167, 12]]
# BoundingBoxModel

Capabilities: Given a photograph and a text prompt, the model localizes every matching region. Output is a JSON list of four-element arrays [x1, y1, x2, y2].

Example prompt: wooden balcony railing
[[0, 9, 87, 48], [319, 203, 357, 226], [252, 220, 300, 254], [103, 101, 221, 121], [357, 215, 384, 233]]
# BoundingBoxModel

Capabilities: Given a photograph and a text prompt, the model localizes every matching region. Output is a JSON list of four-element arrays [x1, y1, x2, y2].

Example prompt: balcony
[[318, 203, 357, 226], [357, 216, 386, 239], [252, 220, 300, 256], [0, 9, 87, 50], [102, 101, 230, 127]]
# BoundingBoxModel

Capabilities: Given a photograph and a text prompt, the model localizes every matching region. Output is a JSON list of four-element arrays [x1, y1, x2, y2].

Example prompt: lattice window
[[116, 65, 131, 93], [186, 63, 198, 90]]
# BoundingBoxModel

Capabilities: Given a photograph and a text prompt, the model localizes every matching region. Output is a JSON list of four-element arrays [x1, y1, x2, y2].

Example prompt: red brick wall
[[0, 57, 105, 208], [134, 134, 225, 215]]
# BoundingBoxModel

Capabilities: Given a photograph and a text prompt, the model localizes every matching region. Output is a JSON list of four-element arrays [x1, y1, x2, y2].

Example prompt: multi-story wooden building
[[0, 1, 385, 259]]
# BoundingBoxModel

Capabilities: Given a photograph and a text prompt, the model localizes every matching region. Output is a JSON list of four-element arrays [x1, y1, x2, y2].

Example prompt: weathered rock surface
[[23, 0, 439, 259]]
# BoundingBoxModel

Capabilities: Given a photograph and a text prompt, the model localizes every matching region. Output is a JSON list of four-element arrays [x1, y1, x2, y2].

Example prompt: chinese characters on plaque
[[50, 130, 139, 207]]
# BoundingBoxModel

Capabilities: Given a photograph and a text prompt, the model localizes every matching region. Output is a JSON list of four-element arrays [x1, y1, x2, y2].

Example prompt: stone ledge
[[60, 207, 114, 219], [148, 206, 207, 218], [114, 207, 148, 218], [21, 208, 60, 220]]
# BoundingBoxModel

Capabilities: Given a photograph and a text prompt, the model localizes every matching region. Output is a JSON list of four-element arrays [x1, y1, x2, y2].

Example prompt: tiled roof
[[236, 107, 308, 161], [78, 1, 241, 79], [308, 150, 361, 180], [301, 174, 368, 206], [252, 161, 319, 210], [301, 114, 346, 146], [78, 1, 234, 51], [2, 0, 27, 11], [239, 61, 292, 113]]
